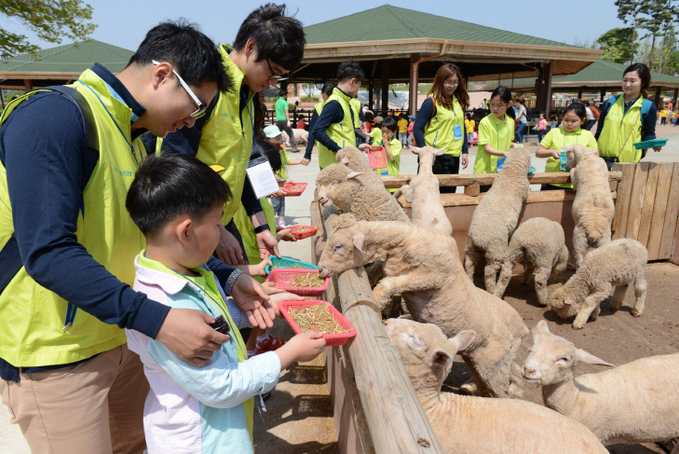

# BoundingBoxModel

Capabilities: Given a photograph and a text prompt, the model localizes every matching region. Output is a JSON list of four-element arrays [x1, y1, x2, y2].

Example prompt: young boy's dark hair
[[382, 116, 398, 133], [126, 153, 231, 237], [233, 3, 305, 71], [337, 60, 364, 84], [253, 140, 282, 173], [127, 19, 231, 93]]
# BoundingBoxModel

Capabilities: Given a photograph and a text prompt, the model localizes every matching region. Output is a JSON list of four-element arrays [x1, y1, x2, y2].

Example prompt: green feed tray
[[633, 138, 668, 149], [264, 256, 318, 275]]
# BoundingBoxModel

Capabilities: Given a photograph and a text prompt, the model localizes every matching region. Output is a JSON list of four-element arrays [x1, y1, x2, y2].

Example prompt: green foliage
[[597, 27, 635, 63], [0, 0, 96, 56], [301, 95, 318, 102]]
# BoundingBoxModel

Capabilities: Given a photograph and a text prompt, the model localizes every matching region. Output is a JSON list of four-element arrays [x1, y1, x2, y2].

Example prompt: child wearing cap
[[263, 125, 303, 229]]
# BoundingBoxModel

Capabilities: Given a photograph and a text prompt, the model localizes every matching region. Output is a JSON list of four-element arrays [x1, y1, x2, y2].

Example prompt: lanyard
[[495, 115, 511, 153], [77, 79, 144, 166]]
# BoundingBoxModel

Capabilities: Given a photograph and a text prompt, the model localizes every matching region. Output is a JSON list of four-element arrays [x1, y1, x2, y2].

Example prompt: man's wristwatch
[[253, 224, 270, 234]]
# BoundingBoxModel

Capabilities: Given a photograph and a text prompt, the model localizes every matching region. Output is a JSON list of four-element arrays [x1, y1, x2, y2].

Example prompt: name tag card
[[246, 157, 279, 199]]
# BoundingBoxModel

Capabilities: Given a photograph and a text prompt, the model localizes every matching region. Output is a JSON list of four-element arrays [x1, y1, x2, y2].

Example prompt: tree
[[597, 27, 636, 64], [615, 0, 648, 64], [636, 0, 678, 68], [0, 1, 96, 57]]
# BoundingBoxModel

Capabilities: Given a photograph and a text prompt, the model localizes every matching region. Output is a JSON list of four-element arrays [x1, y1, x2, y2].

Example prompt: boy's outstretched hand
[[156, 308, 231, 367], [231, 273, 275, 329], [275, 330, 326, 369]]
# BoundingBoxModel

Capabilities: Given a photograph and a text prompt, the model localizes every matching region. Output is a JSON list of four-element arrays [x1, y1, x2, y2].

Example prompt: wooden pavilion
[[293, 5, 603, 116]]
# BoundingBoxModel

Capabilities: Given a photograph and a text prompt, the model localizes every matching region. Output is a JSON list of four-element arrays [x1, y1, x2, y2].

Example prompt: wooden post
[[368, 78, 374, 112], [673, 88, 678, 103], [577, 87, 583, 99], [313, 203, 445, 454], [536, 61, 553, 117], [600, 88, 606, 103], [381, 60, 389, 116], [409, 53, 420, 116]]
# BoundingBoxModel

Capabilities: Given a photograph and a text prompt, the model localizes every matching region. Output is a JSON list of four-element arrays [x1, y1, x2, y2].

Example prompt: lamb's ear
[[346, 171, 363, 180], [575, 349, 614, 368], [353, 233, 365, 252], [564, 296, 575, 307], [341, 157, 350, 165], [410, 146, 421, 154], [449, 330, 476, 353], [536, 320, 551, 334], [434, 148, 448, 156], [431, 349, 452, 368]]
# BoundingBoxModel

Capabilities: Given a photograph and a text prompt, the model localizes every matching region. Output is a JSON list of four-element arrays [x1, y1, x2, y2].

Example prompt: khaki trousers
[[0, 344, 148, 454]]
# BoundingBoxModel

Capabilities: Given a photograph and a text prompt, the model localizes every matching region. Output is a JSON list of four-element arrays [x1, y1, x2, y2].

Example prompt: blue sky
[[0, 0, 626, 54]]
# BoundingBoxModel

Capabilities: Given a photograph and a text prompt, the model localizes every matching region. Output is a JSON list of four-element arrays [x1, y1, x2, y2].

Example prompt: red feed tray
[[279, 300, 357, 346], [367, 146, 387, 169], [290, 225, 318, 240], [283, 181, 308, 196], [264, 269, 330, 297]]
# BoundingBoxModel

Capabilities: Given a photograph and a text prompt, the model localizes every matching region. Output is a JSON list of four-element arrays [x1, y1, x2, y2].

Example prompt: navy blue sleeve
[[414, 98, 434, 147], [241, 176, 263, 216], [206, 256, 237, 288], [0, 92, 169, 338], [462, 123, 468, 154], [312, 100, 345, 152], [304, 109, 320, 159], [642, 102, 657, 141], [359, 109, 366, 122], [595, 98, 611, 141]]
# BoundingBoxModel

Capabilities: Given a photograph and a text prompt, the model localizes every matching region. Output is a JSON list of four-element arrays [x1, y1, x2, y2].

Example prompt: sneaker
[[277, 219, 287, 229], [255, 334, 286, 355]]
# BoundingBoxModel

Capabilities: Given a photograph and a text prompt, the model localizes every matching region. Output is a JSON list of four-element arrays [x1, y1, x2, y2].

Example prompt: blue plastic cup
[[496, 157, 506, 171], [559, 151, 568, 171]]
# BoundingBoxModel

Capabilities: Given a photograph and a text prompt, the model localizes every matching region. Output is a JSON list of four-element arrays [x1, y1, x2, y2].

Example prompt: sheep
[[548, 238, 647, 329], [280, 128, 308, 146], [493, 217, 569, 306], [316, 163, 411, 223], [385, 318, 609, 454], [523, 320, 679, 447], [318, 214, 528, 398], [565, 143, 615, 269], [336, 146, 384, 187], [396, 146, 452, 236], [464, 147, 531, 293]]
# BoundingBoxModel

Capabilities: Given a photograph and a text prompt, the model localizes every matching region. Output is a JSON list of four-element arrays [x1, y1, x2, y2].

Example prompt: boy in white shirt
[[125, 153, 325, 453]]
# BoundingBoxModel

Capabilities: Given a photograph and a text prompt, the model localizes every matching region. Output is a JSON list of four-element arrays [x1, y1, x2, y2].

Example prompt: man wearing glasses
[[162, 4, 305, 267], [0, 21, 274, 454]]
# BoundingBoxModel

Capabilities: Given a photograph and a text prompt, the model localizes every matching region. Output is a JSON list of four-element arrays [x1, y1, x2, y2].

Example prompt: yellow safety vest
[[317, 88, 355, 169], [597, 96, 645, 163], [0, 69, 146, 366], [423, 97, 465, 157], [198, 45, 257, 226], [350, 97, 362, 129]]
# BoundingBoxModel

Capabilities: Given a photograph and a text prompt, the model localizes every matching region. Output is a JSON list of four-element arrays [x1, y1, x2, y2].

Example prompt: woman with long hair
[[595, 63, 662, 170], [413, 62, 470, 193]]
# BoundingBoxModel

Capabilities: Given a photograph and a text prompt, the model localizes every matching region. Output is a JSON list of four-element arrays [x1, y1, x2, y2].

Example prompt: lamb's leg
[[493, 260, 514, 299], [610, 284, 628, 310], [631, 271, 647, 317], [464, 249, 481, 282], [533, 268, 551, 307], [484, 260, 502, 294], [372, 273, 432, 311], [572, 291, 608, 329], [522, 264, 534, 285], [572, 225, 588, 269]]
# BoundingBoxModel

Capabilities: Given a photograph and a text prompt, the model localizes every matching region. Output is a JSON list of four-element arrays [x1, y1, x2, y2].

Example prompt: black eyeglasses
[[265, 59, 289, 82], [152, 60, 207, 119]]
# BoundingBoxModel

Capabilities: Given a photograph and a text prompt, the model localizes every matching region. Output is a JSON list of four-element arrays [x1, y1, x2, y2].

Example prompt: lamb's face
[[316, 179, 339, 208], [548, 287, 580, 318], [522, 321, 577, 386], [317, 227, 366, 277]]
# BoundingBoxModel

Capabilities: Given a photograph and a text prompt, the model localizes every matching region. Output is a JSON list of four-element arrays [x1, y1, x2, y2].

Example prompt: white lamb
[[395, 146, 452, 235], [464, 148, 531, 293], [565, 143, 615, 268], [523, 320, 679, 448], [549, 238, 648, 329], [385, 318, 609, 454], [316, 163, 411, 223], [317, 214, 528, 398], [280, 128, 308, 146], [493, 217, 569, 306]]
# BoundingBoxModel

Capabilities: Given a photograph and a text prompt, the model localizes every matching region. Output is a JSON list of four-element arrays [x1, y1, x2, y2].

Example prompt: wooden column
[[577, 87, 583, 99], [23, 79, 32, 90], [654, 86, 662, 107], [409, 53, 420, 116], [381, 60, 389, 116], [600, 88, 606, 102], [536, 61, 553, 117], [673, 88, 678, 103], [368, 78, 374, 111]]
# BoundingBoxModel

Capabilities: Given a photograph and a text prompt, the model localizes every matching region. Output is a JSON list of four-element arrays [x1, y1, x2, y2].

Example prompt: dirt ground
[[445, 262, 679, 454]]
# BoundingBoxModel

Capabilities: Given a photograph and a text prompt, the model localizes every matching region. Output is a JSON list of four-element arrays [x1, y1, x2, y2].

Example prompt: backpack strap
[[601, 94, 620, 120]]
